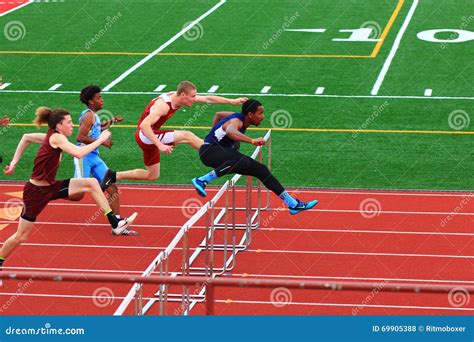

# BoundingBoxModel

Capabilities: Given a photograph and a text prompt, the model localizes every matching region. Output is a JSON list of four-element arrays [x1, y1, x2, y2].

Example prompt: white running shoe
[[112, 212, 138, 235]]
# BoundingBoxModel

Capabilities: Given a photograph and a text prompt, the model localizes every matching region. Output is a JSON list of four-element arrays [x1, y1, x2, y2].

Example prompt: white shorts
[[138, 129, 175, 145]]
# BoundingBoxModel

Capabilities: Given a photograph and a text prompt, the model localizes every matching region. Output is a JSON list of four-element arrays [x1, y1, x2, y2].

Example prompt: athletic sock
[[105, 210, 119, 228], [198, 170, 218, 184], [279, 191, 298, 208]]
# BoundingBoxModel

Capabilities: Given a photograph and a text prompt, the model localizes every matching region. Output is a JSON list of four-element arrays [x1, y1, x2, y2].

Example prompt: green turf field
[[0, 0, 473, 190]]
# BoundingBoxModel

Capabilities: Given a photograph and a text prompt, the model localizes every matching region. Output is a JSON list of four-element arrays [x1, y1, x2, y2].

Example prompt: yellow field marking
[[0, 3, 406, 60], [371, 0, 405, 57], [8, 123, 474, 135], [0, 224, 9, 231], [0, 50, 373, 58], [0, 50, 149, 56], [158, 52, 372, 59]]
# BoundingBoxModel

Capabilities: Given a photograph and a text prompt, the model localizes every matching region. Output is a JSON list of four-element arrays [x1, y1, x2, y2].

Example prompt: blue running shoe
[[192, 177, 207, 197], [289, 199, 318, 215]]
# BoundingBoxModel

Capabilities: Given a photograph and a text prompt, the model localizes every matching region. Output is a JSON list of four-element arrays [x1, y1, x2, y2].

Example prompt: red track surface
[[0, 182, 472, 315], [0, 0, 30, 16]]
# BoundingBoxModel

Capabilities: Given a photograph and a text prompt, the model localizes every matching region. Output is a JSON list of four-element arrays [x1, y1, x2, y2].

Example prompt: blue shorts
[[74, 153, 108, 182]]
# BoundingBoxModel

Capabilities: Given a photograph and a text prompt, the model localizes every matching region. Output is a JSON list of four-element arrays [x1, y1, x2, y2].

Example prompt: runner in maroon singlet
[[0, 107, 137, 273]]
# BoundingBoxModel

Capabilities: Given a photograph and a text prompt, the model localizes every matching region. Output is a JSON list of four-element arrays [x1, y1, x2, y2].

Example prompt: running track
[[0, 182, 472, 315]]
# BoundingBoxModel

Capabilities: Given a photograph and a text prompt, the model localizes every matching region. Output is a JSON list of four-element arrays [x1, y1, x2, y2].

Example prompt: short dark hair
[[177, 81, 197, 95], [242, 99, 262, 115], [79, 84, 101, 105]]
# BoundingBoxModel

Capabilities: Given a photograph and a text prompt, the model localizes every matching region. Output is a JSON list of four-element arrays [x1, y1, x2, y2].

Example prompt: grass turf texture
[[0, 0, 472, 190]]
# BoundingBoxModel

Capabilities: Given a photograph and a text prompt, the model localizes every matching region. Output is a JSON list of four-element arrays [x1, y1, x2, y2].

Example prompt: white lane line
[[1, 220, 472, 236], [0, 83, 11, 90], [285, 29, 326, 33], [262, 227, 474, 237], [217, 299, 474, 311], [371, 0, 419, 95], [0, 220, 176, 228], [103, 0, 226, 91], [233, 273, 474, 284], [3, 266, 144, 274], [248, 249, 474, 259], [1, 182, 472, 197], [424, 88, 433, 97], [3, 241, 472, 259], [260, 86, 271, 94], [0, 293, 471, 312], [207, 85, 219, 93], [48, 83, 62, 91], [315, 87, 325, 95], [0, 292, 129, 301], [2, 200, 472, 216], [0, 89, 473, 100], [3, 242, 163, 250], [0, 0, 33, 17], [154, 84, 166, 92]]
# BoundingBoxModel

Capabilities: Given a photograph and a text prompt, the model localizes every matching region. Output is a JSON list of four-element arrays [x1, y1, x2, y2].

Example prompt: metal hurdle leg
[[204, 203, 215, 278], [190, 184, 236, 276], [266, 130, 272, 210], [244, 175, 253, 248], [158, 257, 170, 315], [134, 284, 143, 316], [181, 229, 190, 315]]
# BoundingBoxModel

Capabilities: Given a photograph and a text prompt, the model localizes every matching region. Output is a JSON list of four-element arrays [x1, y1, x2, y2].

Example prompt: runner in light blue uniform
[[74, 108, 108, 181], [74, 84, 138, 236]]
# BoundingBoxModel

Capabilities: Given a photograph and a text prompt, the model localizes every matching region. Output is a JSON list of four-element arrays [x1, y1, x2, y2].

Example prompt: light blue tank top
[[77, 109, 101, 155]]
